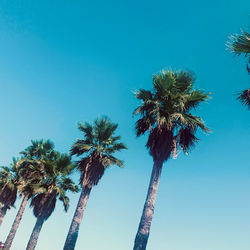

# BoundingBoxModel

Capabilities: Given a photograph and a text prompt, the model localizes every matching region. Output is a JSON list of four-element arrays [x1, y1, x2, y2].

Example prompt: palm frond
[[102, 154, 124, 167], [71, 139, 93, 156], [179, 127, 199, 154], [78, 122, 94, 144], [59, 193, 70, 212], [184, 90, 210, 111], [104, 142, 127, 154], [134, 89, 153, 101], [227, 30, 250, 55], [183, 114, 210, 132], [237, 88, 250, 109]]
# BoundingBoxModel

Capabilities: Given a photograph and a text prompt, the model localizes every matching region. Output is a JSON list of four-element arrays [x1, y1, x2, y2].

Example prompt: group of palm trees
[[0, 118, 127, 250], [0, 29, 249, 250], [0, 140, 79, 250]]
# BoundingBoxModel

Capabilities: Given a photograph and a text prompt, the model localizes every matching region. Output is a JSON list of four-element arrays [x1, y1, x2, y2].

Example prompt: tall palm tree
[[63, 117, 127, 250], [3, 140, 52, 250], [26, 152, 78, 250], [227, 30, 250, 109], [133, 70, 210, 250], [0, 160, 18, 226]]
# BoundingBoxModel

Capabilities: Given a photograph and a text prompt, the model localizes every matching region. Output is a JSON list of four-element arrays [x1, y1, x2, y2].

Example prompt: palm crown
[[16, 140, 56, 198], [134, 70, 210, 162], [20, 139, 55, 161], [0, 162, 18, 210], [30, 151, 78, 221], [227, 30, 250, 109], [71, 117, 127, 188], [0, 155, 42, 211]]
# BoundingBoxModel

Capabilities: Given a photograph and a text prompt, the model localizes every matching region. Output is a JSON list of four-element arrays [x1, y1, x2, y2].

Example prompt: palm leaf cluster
[[134, 70, 210, 162], [227, 29, 250, 109], [227, 30, 250, 56], [0, 164, 18, 211], [237, 88, 250, 109], [71, 117, 127, 188], [30, 151, 78, 220]]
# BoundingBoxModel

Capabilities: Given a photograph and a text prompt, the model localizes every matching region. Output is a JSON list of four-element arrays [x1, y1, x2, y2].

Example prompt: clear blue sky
[[0, 1, 249, 249]]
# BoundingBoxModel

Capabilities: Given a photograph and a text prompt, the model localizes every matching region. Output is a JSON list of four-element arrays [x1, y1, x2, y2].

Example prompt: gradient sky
[[0, 1, 249, 250]]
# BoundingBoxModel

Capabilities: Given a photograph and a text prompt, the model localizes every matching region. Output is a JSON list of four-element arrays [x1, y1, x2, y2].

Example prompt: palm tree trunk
[[26, 218, 44, 250], [133, 160, 163, 250], [3, 195, 29, 250], [0, 206, 8, 227], [63, 187, 91, 250]]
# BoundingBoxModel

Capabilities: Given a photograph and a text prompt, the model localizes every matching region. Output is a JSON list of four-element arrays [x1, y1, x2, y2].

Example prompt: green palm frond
[[227, 30, 250, 55], [70, 139, 93, 156], [20, 139, 55, 161], [174, 70, 194, 93], [184, 90, 210, 111], [78, 122, 94, 144], [227, 29, 250, 74], [59, 193, 70, 212], [182, 114, 210, 132], [58, 177, 79, 193], [104, 142, 127, 154], [102, 154, 124, 167], [94, 116, 118, 143], [134, 89, 153, 101]]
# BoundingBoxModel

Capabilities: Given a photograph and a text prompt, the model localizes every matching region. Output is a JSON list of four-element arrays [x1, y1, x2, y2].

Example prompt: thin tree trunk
[[3, 195, 29, 250], [133, 160, 163, 250], [0, 206, 8, 227], [63, 187, 91, 250], [26, 218, 44, 250]]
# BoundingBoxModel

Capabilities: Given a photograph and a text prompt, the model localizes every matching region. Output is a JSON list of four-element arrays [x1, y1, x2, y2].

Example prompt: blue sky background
[[0, 0, 249, 249]]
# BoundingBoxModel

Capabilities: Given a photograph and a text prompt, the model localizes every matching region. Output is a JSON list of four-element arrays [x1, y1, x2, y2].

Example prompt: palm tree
[[3, 140, 52, 250], [133, 70, 210, 250], [227, 30, 250, 109], [63, 117, 127, 250], [0, 160, 18, 226], [26, 152, 78, 250]]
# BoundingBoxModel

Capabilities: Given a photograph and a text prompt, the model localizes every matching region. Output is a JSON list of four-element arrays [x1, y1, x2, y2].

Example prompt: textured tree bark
[[133, 161, 163, 250], [3, 195, 29, 250], [26, 218, 44, 250], [0, 206, 8, 227], [63, 187, 91, 250]]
